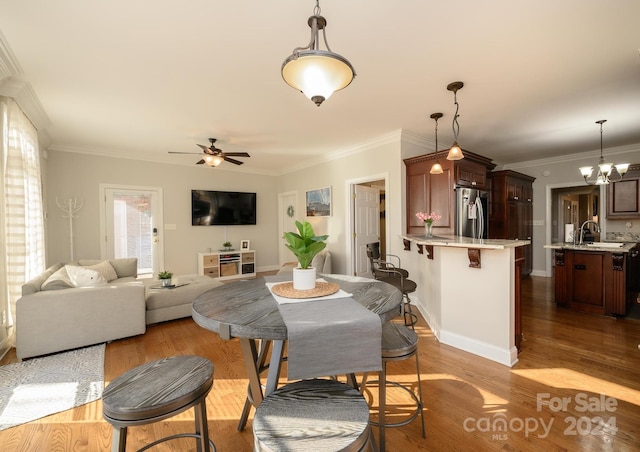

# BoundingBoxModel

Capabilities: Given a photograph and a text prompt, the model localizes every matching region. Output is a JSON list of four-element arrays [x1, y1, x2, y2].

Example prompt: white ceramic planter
[[161, 278, 172, 287], [292, 267, 316, 290]]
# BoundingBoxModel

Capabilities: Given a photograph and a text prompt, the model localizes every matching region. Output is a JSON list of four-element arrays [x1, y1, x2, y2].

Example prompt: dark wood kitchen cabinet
[[489, 170, 535, 276], [553, 248, 635, 316], [607, 164, 640, 218], [404, 150, 495, 235]]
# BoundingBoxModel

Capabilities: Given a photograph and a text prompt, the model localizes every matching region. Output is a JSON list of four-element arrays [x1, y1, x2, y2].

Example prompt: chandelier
[[281, 0, 356, 106], [446, 81, 465, 160], [579, 120, 629, 185], [429, 112, 444, 174]]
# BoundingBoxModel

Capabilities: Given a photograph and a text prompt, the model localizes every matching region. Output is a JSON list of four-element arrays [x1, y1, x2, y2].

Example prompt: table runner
[[265, 276, 382, 381]]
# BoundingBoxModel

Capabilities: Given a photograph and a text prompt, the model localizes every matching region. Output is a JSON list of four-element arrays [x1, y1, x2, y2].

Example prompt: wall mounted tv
[[192, 190, 257, 225]]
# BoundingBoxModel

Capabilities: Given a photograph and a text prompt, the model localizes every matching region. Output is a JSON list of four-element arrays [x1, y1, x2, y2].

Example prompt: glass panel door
[[102, 186, 163, 277]]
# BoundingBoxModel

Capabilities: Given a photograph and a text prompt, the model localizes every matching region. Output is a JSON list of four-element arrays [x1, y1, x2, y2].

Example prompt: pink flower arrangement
[[416, 211, 442, 224]]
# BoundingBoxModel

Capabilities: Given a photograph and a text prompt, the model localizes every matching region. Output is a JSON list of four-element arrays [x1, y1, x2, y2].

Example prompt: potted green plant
[[283, 220, 328, 290], [158, 271, 173, 287], [222, 241, 233, 251]]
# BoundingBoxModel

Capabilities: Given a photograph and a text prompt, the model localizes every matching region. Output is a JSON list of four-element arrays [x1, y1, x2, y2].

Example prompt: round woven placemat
[[271, 281, 340, 299]]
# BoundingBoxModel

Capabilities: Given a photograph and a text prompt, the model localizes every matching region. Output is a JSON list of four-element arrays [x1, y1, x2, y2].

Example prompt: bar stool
[[361, 322, 425, 451], [253, 378, 375, 451], [102, 355, 216, 452], [366, 246, 418, 328]]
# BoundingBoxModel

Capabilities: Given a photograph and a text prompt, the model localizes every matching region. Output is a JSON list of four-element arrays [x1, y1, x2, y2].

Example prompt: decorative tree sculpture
[[56, 197, 84, 261]]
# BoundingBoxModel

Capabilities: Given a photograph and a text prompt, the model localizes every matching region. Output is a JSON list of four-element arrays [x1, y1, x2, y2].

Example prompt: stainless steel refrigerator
[[455, 187, 489, 239]]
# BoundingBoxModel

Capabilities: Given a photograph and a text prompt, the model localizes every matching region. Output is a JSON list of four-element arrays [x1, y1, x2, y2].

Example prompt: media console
[[198, 250, 256, 281]]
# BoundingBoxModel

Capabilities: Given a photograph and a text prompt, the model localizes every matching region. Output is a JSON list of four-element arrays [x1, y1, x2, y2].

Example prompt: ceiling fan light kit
[[579, 119, 629, 185], [281, 0, 356, 106], [168, 138, 250, 167]]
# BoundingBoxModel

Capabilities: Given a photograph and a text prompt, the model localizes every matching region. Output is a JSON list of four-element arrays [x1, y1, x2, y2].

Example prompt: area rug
[[0, 343, 105, 430]]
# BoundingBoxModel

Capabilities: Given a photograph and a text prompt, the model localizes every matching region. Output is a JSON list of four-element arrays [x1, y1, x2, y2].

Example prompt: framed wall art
[[241, 240, 250, 250], [306, 186, 332, 217]]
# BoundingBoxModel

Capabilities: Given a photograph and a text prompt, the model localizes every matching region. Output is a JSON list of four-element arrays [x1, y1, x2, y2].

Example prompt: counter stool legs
[[401, 293, 418, 330], [361, 323, 425, 451]]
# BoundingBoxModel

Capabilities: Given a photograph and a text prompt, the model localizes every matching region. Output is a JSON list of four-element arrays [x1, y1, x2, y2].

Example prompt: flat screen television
[[192, 190, 257, 225]]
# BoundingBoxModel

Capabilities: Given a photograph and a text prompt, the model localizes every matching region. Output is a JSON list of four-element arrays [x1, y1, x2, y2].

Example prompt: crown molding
[[500, 143, 640, 171], [0, 31, 51, 133]]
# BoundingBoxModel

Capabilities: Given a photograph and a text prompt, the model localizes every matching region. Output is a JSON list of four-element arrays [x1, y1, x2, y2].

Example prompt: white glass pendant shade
[[430, 162, 443, 174], [598, 161, 613, 175], [579, 166, 593, 177], [282, 51, 355, 106], [446, 141, 464, 160], [615, 163, 629, 175]]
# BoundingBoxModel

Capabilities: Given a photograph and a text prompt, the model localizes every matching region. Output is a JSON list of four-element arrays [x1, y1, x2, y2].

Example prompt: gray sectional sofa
[[16, 258, 222, 359]]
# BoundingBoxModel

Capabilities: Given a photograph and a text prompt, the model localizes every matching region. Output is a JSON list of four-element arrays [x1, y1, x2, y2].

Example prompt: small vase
[[161, 278, 172, 287], [292, 267, 316, 290], [424, 222, 433, 238]]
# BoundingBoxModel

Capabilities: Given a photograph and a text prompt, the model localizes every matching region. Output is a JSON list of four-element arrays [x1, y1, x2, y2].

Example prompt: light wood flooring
[[1, 276, 639, 451]]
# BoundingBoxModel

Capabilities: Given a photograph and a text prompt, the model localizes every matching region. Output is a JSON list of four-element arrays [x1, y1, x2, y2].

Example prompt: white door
[[279, 191, 298, 266], [354, 184, 380, 277], [101, 185, 164, 277]]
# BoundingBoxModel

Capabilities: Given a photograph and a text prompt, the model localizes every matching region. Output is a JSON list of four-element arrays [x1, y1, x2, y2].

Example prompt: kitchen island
[[544, 242, 639, 316], [401, 234, 529, 367]]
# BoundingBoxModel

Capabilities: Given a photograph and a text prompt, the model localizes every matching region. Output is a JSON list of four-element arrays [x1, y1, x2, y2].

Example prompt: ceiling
[[1, 0, 639, 175]]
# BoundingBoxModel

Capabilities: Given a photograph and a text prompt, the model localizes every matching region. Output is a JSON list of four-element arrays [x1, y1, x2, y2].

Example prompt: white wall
[[45, 151, 279, 275], [276, 132, 407, 275]]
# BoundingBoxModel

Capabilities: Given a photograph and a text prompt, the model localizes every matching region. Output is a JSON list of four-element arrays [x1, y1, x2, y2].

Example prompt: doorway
[[545, 183, 604, 276], [100, 184, 164, 277], [347, 175, 388, 277], [551, 185, 601, 243]]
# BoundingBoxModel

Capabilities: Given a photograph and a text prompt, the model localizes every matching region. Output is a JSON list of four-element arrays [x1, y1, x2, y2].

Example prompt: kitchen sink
[[585, 242, 624, 248]]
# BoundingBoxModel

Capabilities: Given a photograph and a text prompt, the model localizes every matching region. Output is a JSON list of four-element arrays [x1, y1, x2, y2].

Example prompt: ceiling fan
[[169, 138, 251, 166]]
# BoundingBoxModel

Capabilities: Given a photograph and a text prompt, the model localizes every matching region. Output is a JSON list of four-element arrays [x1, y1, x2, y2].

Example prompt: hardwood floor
[[1, 276, 639, 451]]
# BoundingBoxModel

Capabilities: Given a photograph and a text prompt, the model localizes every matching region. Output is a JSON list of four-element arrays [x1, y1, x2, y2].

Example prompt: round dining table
[[191, 273, 402, 430]]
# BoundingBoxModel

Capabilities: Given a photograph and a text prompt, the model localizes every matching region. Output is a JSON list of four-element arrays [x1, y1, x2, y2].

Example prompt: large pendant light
[[281, 0, 356, 106], [446, 81, 465, 160], [579, 120, 629, 185], [429, 112, 444, 174]]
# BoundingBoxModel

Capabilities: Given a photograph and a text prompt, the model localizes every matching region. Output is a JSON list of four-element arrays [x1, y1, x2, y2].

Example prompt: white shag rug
[[0, 343, 105, 430]]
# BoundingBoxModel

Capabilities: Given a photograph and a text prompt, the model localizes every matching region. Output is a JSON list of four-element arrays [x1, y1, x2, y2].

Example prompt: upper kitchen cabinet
[[404, 150, 495, 235], [607, 164, 640, 219], [455, 158, 489, 189], [489, 170, 536, 276]]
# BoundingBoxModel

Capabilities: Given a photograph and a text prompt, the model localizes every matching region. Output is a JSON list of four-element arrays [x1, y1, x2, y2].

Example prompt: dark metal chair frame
[[366, 243, 417, 328]]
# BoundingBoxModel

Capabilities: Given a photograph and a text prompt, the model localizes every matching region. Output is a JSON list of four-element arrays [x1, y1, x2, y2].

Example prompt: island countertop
[[401, 234, 530, 250], [544, 242, 637, 253]]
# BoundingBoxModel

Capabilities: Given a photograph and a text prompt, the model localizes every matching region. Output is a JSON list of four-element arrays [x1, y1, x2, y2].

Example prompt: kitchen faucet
[[577, 220, 601, 245]]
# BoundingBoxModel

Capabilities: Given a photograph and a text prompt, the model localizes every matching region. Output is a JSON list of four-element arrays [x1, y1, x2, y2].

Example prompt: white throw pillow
[[41, 266, 73, 291], [65, 265, 107, 287], [82, 260, 118, 282]]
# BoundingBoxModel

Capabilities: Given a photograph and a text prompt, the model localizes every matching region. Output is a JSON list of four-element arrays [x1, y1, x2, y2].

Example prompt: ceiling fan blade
[[196, 159, 205, 165], [169, 151, 203, 155], [223, 156, 244, 165], [197, 144, 214, 154], [223, 152, 251, 157]]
